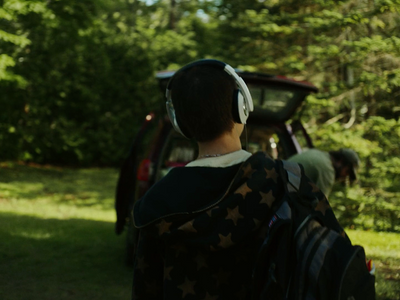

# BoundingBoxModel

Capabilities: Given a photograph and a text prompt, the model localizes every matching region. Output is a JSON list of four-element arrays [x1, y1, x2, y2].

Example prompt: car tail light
[[137, 159, 151, 181], [145, 113, 154, 121]]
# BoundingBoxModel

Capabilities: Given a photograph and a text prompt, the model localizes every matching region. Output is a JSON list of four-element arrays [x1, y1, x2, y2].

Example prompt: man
[[131, 60, 344, 299], [288, 148, 360, 197]]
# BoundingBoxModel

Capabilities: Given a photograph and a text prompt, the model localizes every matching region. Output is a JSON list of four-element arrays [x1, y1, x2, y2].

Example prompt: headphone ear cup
[[232, 89, 248, 124], [175, 115, 192, 139], [232, 89, 241, 123], [166, 100, 192, 139]]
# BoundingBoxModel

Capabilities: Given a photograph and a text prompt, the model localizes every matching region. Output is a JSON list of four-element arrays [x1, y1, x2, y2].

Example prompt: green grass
[[0, 162, 132, 300], [0, 162, 399, 299]]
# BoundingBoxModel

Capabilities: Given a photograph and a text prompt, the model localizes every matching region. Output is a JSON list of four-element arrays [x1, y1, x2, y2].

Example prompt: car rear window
[[247, 84, 310, 122], [242, 124, 290, 160]]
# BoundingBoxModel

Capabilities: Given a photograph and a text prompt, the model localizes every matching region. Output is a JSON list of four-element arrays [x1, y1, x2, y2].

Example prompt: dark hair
[[171, 65, 236, 142], [329, 150, 343, 163], [329, 149, 359, 182]]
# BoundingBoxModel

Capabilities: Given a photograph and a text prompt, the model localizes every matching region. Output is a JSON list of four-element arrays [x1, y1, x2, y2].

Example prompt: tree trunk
[[169, 0, 176, 30]]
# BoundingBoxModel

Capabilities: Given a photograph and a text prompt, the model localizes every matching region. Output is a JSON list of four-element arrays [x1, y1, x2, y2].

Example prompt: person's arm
[[132, 226, 164, 300]]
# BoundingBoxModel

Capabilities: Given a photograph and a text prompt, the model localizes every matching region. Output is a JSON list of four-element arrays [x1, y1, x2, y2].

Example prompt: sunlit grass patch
[[0, 162, 119, 221], [348, 230, 400, 259]]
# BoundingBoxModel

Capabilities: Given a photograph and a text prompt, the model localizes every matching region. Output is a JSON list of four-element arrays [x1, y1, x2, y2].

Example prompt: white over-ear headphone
[[165, 59, 254, 138]]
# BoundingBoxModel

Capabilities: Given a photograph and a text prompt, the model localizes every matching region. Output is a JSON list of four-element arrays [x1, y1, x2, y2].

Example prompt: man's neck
[[197, 131, 242, 159]]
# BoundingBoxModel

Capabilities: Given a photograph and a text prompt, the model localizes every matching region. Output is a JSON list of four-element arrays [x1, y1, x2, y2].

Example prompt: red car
[[115, 70, 318, 265]]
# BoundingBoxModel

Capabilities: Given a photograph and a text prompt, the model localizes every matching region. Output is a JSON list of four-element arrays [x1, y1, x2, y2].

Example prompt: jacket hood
[[133, 162, 242, 228], [133, 152, 285, 251]]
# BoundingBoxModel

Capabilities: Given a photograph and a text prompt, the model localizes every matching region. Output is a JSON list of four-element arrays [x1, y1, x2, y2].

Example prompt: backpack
[[252, 160, 376, 300]]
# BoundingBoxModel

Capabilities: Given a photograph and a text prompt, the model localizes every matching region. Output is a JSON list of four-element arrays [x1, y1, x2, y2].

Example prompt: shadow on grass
[[0, 212, 132, 300], [0, 163, 118, 210]]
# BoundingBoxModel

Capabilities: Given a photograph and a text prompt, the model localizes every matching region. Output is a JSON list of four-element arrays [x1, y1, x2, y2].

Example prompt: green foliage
[[0, 0, 222, 165], [0, 0, 158, 165], [215, 0, 400, 232], [308, 117, 400, 232], [0, 0, 399, 230], [0, 2, 32, 85]]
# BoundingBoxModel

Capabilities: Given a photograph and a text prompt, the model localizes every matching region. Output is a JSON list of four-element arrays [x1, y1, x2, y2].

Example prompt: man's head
[[165, 59, 253, 142], [329, 148, 360, 183]]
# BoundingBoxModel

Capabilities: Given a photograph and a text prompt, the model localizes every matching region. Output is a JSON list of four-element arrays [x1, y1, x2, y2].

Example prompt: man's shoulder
[[245, 151, 278, 167], [133, 164, 243, 228], [289, 149, 330, 163], [236, 151, 283, 189]]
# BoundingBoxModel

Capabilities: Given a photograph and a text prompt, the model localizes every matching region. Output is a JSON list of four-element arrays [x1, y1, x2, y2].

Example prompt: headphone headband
[[166, 59, 254, 138], [223, 64, 254, 112]]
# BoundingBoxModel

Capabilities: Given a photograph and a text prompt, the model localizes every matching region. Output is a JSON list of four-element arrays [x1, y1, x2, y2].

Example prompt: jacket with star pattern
[[132, 152, 344, 300]]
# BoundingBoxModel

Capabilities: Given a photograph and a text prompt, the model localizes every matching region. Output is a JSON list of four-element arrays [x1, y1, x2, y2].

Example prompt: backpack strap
[[280, 159, 322, 212], [281, 160, 302, 193]]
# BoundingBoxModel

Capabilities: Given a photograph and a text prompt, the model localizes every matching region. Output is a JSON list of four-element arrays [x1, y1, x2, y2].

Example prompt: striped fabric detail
[[282, 160, 301, 192]]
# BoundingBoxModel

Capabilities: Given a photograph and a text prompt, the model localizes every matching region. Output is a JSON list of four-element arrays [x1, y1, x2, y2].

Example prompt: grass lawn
[[0, 162, 131, 300], [0, 162, 399, 300]]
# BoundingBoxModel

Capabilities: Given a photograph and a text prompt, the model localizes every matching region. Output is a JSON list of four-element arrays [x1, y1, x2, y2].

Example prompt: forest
[[0, 0, 399, 232]]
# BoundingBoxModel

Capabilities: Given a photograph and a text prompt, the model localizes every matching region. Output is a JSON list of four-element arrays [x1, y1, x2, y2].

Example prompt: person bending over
[[288, 148, 360, 198]]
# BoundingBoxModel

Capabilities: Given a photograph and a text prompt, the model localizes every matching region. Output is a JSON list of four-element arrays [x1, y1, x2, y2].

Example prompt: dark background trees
[[1, 0, 399, 231]]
